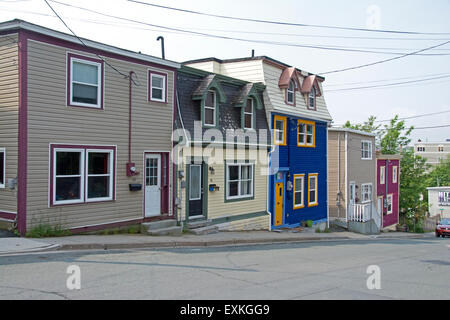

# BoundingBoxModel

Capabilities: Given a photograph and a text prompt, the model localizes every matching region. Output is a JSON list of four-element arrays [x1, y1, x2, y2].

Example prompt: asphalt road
[[0, 237, 449, 300]]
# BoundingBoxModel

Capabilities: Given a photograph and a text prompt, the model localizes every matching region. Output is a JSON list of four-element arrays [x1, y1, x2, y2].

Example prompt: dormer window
[[308, 87, 316, 110], [244, 98, 254, 130], [286, 80, 295, 105], [204, 90, 216, 126]]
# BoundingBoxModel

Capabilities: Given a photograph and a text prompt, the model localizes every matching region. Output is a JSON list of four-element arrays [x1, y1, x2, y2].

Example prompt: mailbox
[[129, 184, 142, 191], [209, 184, 220, 192]]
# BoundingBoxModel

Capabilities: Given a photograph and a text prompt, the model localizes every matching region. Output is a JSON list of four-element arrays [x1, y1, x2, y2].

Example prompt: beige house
[[414, 140, 450, 168], [328, 128, 380, 233], [0, 20, 180, 235]]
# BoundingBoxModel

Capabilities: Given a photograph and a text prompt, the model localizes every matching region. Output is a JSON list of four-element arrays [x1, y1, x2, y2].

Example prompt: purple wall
[[377, 159, 400, 228]]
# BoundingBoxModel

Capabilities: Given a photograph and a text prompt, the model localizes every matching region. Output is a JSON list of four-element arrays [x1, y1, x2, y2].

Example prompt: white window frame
[[380, 166, 386, 185], [286, 80, 295, 104], [293, 174, 305, 209], [361, 183, 373, 203], [417, 146, 425, 152], [204, 90, 216, 127], [361, 140, 373, 160], [308, 173, 318, 206], [70, 57, 102, 109], [438, 145, 444, 152], [244, 98, 254, 130], [387, 194, 393, 214], [226, 163, 254, 200], [85, 149, 114, 203], [0, 148, 5, 189], [53, 148, 85, 205], [150, 73, 166, 102], [308, 87, 315, 109], [392, 166, 398, 184]]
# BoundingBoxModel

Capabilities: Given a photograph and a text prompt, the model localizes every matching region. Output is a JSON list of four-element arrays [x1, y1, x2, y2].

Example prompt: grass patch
[[26, 224, 71, 238]]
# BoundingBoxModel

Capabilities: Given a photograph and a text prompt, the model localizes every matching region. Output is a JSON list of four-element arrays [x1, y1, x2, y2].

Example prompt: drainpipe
[[126, 71, 139, 177], [157, 36, 165, 59], [337, 132, 341, 219]]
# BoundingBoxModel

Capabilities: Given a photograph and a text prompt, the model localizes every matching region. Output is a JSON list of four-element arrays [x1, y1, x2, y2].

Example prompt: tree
[[399, 149, 430, 223], [379, 115, 414, 154], [425, 154, 450, 187]]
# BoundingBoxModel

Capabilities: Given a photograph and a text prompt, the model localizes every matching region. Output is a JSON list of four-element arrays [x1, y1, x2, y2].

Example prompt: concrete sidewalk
[[0, 230, 434, 256]]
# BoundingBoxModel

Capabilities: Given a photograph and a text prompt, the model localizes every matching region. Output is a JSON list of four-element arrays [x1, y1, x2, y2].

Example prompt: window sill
[[68, 102, 103, 110], [225, 195, 254, 203], [308, 202, 319, 207], [51, 199, 115, 207], [293, 205, 305, 210], [149, 99, 167, 104]]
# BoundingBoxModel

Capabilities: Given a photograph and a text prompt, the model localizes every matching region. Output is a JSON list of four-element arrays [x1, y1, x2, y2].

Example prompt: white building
[[414, 140, 450, 168], [427, 186, 450, 219]]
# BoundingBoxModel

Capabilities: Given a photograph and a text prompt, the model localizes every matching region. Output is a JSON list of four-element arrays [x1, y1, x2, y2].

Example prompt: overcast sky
[[1, 0, 449, 144]]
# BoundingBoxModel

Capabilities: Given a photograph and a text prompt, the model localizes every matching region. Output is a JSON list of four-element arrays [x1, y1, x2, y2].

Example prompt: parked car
[[435, 219, 450, 238]]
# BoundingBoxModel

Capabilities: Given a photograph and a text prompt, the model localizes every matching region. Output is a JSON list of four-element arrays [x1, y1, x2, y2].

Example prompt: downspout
[[337, 132, 341, 219], [126, 71, 139, 177], [326, 125, 329, 228], [344, 131, 348, 222]]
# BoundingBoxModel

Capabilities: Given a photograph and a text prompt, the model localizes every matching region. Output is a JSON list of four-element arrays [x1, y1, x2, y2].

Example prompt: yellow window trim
[[297, 119, 315, 148], [293, 174, 305, 210], [274, 115, 287, 146], [308, 173, 319, 207]]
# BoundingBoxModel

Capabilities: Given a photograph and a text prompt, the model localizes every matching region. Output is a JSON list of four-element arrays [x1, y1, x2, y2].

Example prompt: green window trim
[[224, 160, 256, 203]]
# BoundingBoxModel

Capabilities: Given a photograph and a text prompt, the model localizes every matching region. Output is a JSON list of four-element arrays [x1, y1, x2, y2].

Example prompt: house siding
[[0, 33, 19, 216], [377, 158, 400, 228], [327, 131, 347, 219], [25, 38, 175, 230]]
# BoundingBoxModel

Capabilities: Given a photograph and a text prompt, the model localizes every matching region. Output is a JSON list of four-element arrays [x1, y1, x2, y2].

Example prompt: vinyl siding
[[26, 39, 174, 230], [0, 34, 19, 214], [178, 146, 269, 229], [262, 63, 332, 122], [327, 131, 346, 219]]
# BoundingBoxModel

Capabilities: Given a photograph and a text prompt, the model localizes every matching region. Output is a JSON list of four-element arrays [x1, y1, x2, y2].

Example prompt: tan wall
[[26, 39, 175, 230], [0, 34, 19, 214], [328, 131, 346, 218], [178, 145, 270, 230]]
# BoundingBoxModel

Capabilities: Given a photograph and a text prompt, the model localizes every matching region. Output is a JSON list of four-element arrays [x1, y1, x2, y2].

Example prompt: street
[[0, 237, 449, 300]]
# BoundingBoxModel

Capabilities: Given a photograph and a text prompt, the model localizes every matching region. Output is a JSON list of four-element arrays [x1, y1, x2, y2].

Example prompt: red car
[[436, 219, 450, 238]]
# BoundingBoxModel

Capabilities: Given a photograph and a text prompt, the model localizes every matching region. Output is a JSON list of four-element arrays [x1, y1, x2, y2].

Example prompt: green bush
[[306, 220, 313, 228], [26, 224, 71, 238]]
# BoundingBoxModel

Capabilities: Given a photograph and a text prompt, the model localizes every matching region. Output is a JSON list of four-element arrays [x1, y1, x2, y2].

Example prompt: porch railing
[[348, 202, 372, 222]]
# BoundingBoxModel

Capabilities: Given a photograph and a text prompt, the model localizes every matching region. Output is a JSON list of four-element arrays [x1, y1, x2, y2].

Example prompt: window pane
[[310, 190, 316, 202], [0, 152, 4, 185], [228, 181, 238, 197], [152, 88, 163, 100], [73, 83, 98, 105], [310, 177, 316, 189], [228, 166, 239, 180], [295, 192, 302, 205], [306, 134, 312, 144], [55, 177, 81, 201], [294, 178, 302, 191], [206, 91, 215, 107], [87, 176, 109, 199], [73, 61, 98, 85], [88, 152, 109, 174], [205, 108, 214, 125], [287, 91, 294, 103], [245, 114, 252, 128], [241, 165, 251, 180], [56, 152, 80, 176], [151, 76, 163, 88], [241, 180, 251, 196], [190, 165, 201, 200], [245, 99, 252, 113]]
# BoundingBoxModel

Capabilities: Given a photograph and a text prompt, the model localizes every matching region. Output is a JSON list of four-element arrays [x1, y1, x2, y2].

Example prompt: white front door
[[145, 154, 161, 217], [349, 182, 356, 205]]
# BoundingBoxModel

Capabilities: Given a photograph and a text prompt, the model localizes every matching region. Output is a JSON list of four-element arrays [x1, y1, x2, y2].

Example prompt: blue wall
[[269, 112, 328, 227]]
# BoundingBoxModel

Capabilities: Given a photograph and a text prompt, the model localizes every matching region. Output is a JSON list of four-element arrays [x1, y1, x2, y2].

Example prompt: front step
[[187, 219, 212, 229], [141, 219, 182, 236], [187, 225, 219, 235]]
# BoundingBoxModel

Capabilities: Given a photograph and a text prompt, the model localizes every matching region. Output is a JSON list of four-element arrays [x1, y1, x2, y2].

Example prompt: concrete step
[[142, 219, 177, 231], [145, 226, 182, 236], [187, 225, 219, 235], [187, 219, 212, 229]]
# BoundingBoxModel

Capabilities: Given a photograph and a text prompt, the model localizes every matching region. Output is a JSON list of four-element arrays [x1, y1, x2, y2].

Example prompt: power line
[[413, 124, 450, 130], [46, 1, 450, 57], [319, 39, 450, 75], [326, 74, 450, 92], [127, 0, 450, 36], [43, 0, 138, 85]]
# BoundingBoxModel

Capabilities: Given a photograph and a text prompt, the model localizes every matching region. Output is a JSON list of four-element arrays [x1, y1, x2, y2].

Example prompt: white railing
[[348, 202, 372, 222]]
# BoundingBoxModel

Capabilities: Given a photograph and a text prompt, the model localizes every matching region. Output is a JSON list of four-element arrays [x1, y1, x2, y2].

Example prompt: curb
[[0, 244, 61, 256]]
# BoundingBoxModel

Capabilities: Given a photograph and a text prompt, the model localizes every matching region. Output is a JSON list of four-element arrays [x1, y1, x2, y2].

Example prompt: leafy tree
[[399, 149, 430, 223], [425, 154, 450, 187], [379, 115, 414, 154]]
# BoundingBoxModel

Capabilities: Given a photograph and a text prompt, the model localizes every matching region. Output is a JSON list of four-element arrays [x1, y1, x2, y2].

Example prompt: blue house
[[184, 56, 333, 229]]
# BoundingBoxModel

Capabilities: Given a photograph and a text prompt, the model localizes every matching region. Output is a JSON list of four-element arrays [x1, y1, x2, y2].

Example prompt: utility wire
[[43, 0, 138, 85], [128, 0, 450, 36], [326, 72, 450, 87], [47, 1, 450, 57]]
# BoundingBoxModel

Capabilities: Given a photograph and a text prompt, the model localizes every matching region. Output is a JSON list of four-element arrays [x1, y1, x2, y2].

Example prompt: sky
[[1, 0, 450, 144]]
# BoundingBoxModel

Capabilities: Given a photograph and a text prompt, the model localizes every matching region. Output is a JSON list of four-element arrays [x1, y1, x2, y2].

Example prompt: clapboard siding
[[26, 38, 174, 230], [0, 34, 19, 214], [328, 131, 346, 218], [179, 146, 268, 222]]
